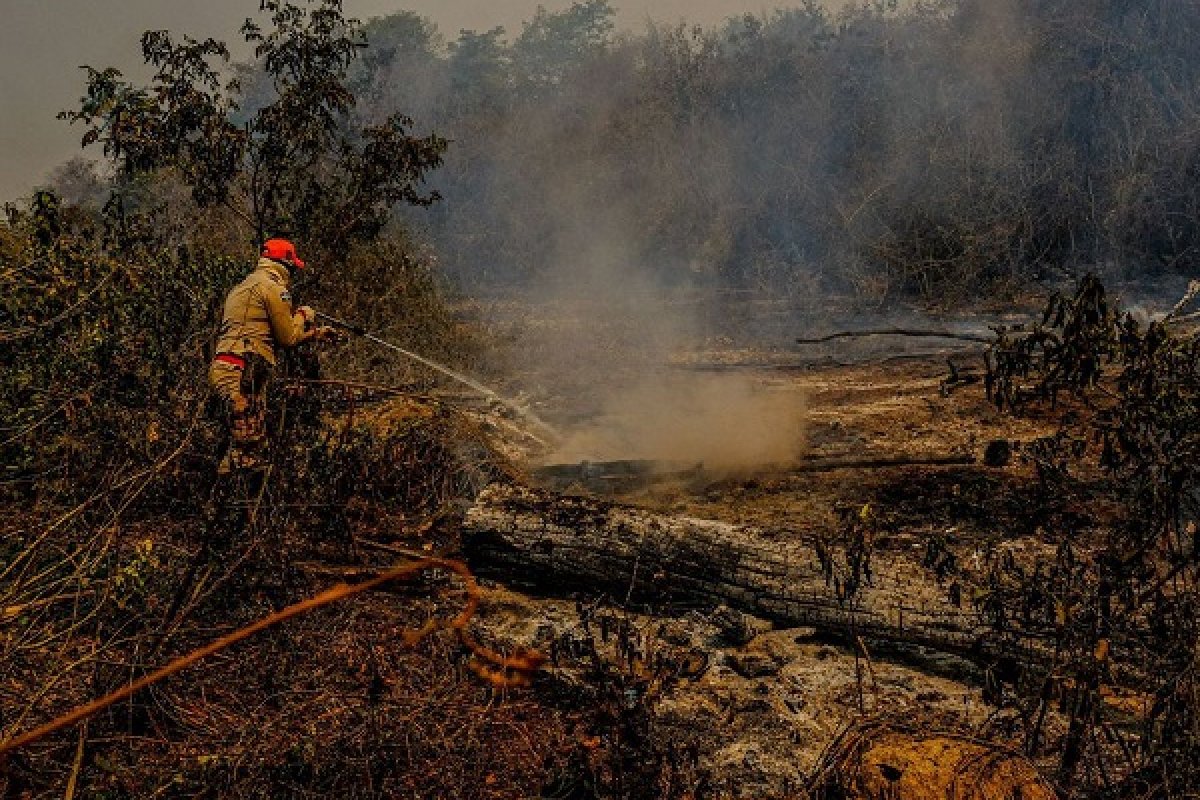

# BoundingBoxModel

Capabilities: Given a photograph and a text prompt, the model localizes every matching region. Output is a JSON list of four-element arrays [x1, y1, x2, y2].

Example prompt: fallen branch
[[533, 455, 976, 492], [790, 453, 976, 473], [0, 591, 97, 623], [1165, 279, 1200, 321], [63, 725, 86, 800], [1168, 310, 1200, 325], [796, 328, 993, 345], [0, 558, 542, 757], [669, 350, 984, 371]]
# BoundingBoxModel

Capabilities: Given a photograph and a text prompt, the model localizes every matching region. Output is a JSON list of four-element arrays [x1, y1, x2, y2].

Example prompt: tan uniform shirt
[[214, 258, 312, 365]]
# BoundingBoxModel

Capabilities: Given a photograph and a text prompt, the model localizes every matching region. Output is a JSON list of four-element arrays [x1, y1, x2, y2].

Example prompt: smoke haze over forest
[[15, 0, 1200, 419], [9, 0, 1200, 310], [318, 0, 1200, 301], [0, 0, 867, 201]]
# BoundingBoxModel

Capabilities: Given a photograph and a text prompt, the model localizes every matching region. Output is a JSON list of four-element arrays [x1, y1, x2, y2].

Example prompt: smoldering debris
[[546, 371, 805, 470]]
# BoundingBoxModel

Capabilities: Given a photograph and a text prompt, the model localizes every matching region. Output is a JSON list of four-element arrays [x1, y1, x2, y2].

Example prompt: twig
[[357, 539, 449, 560], [0, 489, 110, 586], [0, 272, 118, 344], [64, 723, 87, 800], [1, 592, 97, 623], [0, 398, 78, 445], [791, 454, 977, 473], [796, 328, 993, 345], [154, 466, 277, 650], [1164, 280, 1200, 321], [837, 179, 894, 229], [1168, 310, 1200, 325], [852, 634, 880, 713]]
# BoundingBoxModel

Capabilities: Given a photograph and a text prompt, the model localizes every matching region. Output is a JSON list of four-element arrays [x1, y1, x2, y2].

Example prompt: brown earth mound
[[811, 721, 1057, 800]]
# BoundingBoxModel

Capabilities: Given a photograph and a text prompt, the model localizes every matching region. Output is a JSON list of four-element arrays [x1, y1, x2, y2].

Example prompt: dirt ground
[[466, 345, 1075, 797]]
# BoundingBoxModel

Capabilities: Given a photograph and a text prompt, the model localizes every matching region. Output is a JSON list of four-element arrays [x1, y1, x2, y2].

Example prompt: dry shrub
[[975, 275, 1200, 794], [299, 392, 506, 535], [2, 590, 576, 799], [309, 235, 487, 389], [159, 603, 571, 799], [0, 387, 562, 797]]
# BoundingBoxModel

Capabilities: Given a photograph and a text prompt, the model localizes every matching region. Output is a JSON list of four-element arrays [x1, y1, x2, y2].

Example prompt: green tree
[[447, 27, 512, 121], [351, 12, 447, 126], [61, 0, 447, 260], [512, 0, 616, 92]]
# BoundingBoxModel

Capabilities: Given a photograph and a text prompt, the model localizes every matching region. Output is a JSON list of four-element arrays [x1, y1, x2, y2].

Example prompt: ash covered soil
[[0, 342, 1094, 799], [463, 349, 1083, 797]]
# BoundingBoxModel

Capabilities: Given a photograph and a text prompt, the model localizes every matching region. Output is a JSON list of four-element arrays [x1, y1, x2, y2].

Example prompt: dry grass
[[0, 393, 577, 799]]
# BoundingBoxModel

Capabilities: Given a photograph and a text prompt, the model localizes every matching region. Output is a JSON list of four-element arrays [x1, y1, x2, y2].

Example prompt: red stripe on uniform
[[215, 353, 247, 369]]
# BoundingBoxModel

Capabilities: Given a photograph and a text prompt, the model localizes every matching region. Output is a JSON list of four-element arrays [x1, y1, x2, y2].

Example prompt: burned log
[[463, 484, 1047, 669], [531, 455, 977, 493], [795, 328, 993, 345]]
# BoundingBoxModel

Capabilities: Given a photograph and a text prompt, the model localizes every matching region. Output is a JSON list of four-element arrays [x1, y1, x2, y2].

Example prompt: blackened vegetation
[[295, 394, 504, 534], [986, 275, 1127, 413], [544, 602, 708, 799], [0, 391, 573, 796], [973, 276, 1200, 795], [816, 504, 876, 607]]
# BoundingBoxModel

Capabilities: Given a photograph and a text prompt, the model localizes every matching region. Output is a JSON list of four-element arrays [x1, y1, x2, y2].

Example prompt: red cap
[[261, 238, 306, 270]]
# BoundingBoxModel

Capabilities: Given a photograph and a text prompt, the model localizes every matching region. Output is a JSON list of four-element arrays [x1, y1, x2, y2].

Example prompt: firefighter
[[209, 238, 331, 473]]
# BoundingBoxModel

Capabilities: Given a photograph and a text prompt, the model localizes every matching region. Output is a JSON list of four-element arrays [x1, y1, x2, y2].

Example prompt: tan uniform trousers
[[209, 353, 272, 469]]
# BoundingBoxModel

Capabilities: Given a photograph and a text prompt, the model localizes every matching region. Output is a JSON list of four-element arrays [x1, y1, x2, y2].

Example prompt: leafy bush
[[2, 0, 469, 507]]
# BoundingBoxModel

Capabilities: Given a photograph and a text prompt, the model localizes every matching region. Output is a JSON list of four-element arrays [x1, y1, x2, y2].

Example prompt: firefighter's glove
[[314, 325, 345, 343], [297, 306, 318, 332]]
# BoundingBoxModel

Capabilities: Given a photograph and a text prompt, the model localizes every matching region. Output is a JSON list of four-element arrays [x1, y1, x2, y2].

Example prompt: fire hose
[[316, 312, 559, 446]]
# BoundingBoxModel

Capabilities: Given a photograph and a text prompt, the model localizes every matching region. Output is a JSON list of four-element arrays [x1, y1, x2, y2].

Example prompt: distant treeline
[[314, 0, 1200, 302]]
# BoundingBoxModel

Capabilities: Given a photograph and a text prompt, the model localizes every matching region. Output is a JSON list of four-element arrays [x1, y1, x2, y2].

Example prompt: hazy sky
[[0, 0, 814, 201]]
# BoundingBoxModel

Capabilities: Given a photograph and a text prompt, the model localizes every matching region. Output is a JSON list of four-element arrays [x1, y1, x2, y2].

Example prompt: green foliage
[[512, 0, 615, 90], [110, 538, 162, 610], [446, 28, 511, 120], [60, 0, 446, 259]]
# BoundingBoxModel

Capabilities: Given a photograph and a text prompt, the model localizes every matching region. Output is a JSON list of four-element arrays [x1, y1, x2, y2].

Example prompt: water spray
[[316, 311, 560, 446]]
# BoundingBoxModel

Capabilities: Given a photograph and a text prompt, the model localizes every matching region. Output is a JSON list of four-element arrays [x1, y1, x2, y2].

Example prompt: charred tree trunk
[[463, 483, 1046, 669]]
